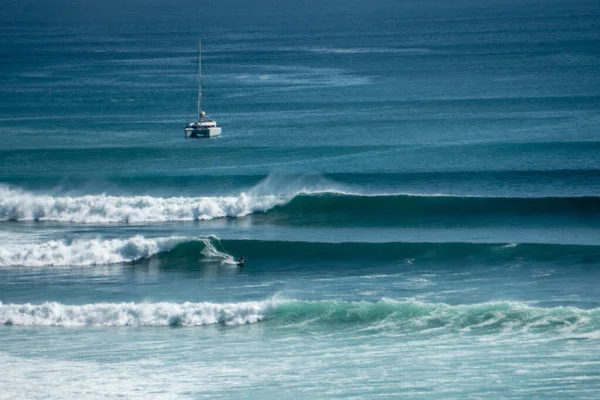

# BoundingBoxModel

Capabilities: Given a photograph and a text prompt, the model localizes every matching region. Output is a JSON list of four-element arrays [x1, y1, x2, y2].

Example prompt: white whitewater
[[0, 186, 288, 223], [0, 235, 234, 267], [0, 300, 274, 326]]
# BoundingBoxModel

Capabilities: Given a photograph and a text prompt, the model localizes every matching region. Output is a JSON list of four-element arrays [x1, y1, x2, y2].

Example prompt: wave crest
[[0, 186, 287, 223], [0, 235, 232, 267], [3, 183, 598, 225], [1, 299, 598, 336]]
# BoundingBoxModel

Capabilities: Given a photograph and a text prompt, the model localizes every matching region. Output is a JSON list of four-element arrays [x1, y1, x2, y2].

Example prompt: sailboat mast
[[197, 38, 202, 121]]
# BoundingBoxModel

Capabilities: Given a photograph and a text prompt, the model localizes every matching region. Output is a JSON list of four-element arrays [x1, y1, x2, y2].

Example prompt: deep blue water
[[1, 1, 600, 398]]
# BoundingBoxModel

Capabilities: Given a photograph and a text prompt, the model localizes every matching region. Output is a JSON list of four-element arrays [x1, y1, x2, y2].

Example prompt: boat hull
[[184, 126, 222, 138]]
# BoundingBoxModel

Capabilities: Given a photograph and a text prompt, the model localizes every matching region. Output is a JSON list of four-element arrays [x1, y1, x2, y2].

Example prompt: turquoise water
[[1, 1, 600, 398]]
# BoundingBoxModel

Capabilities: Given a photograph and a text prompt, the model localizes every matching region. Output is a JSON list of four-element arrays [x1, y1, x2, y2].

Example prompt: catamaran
[[184, 39, 222, 138]]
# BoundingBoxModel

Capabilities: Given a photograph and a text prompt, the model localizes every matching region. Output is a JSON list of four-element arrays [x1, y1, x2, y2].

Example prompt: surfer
[[237, 256, 246, 266]]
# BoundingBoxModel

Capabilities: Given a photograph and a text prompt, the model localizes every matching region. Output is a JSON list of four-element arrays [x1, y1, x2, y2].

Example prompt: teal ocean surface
[[1, 0, 600, 398]]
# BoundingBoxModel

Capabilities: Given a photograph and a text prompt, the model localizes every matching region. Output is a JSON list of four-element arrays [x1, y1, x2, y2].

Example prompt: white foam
[[0, 235, 192, 267], [0, 300, 273, 326], [0, 185, 288, 223]]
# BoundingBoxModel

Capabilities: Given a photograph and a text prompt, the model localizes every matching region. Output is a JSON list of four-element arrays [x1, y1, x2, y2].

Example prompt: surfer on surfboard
[[237, 256, 246, 267]]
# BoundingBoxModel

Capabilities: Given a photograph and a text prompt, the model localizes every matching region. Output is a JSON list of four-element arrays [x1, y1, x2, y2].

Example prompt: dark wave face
[[3, 235, 598, 268], [260, 193, 600, 227], [209, 239, 600, 264]]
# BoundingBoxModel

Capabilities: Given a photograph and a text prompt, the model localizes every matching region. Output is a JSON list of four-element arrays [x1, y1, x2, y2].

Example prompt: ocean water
[[1, 0, 600, 398]]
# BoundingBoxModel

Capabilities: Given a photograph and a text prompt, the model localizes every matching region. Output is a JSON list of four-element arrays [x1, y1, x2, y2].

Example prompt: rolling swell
[[4, 236, 598, 267], [270, 193, 600, 224], [2, 184, 599, 225], [200, 239, 600, 264], [2, 299, 598, 337]]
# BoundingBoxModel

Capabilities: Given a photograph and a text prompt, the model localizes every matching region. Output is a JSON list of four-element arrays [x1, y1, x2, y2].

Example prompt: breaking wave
[[0, 185, 288, 223], [0, 235, 232, 267], [1, 299, 598, 336], [0, 300, 271, 326], [1, 184, 598, 225]]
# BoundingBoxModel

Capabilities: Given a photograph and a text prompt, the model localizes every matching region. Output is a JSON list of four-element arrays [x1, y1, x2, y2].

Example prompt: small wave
[[1, 299, 598, 336]]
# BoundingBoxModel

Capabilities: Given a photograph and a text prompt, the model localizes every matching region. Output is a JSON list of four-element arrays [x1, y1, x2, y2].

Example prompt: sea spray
[[200, 235, 237, 265]]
